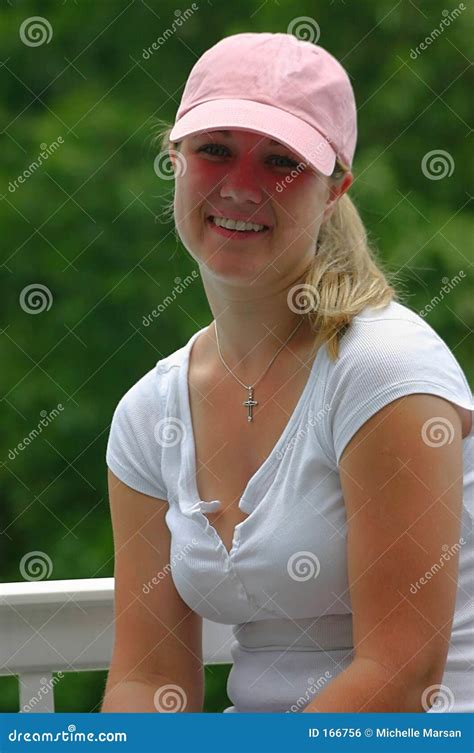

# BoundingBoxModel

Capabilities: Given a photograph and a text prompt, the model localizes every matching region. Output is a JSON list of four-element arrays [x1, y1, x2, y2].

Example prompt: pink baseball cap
[[169, 32, 357, 177]]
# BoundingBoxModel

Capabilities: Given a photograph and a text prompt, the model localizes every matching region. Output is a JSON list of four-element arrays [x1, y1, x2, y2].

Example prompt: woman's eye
[[268, 155, 300, 169], [196, 143, 300, 169], [197, 143, 228, 157]]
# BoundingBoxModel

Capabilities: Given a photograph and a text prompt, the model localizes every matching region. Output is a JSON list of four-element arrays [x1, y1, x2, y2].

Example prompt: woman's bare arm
[[101, 470, 204, 713]]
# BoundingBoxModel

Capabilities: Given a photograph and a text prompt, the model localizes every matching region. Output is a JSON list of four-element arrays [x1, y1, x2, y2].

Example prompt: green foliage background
[[1, 0, 472, 712]]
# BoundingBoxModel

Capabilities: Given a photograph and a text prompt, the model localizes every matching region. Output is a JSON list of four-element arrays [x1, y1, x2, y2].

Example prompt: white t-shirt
[[106, 300, 474, 713]]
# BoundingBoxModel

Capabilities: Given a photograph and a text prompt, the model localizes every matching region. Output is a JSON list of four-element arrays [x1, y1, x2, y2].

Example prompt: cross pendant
[[243, 386, 258, 423]]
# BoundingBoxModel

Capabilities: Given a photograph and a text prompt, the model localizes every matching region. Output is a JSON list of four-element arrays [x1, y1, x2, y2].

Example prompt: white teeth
[[211, 216, 266, 232]]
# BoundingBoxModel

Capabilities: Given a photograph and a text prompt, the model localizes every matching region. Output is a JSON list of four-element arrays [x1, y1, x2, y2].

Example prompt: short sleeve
[[321, 312, 474, 469], [106, 367, 168, 500]]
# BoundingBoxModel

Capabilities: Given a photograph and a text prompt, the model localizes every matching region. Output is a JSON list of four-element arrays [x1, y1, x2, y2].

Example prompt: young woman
[[102, 32, 473, 713]]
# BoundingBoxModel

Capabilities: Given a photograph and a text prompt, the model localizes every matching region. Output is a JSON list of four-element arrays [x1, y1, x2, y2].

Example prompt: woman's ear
[[323, 171, 353, 223], [169, 148, 177, 171], [167, 145, 188, 179]]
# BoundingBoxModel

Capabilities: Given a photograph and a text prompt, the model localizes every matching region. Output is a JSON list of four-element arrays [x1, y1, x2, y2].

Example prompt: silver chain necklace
[[213, 318, 304, 423]]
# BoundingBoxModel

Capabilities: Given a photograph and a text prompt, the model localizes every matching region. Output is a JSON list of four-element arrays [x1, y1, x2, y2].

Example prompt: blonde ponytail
[[305, 157, 402, 360]]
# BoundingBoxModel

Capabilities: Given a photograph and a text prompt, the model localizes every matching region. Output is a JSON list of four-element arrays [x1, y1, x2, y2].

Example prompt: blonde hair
[[149, 119, 404, 361]]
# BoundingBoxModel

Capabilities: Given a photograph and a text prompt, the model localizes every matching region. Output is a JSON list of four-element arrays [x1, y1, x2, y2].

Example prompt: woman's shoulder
[[116, 326, 209, 406], [319, 299, 474, 467], [156, 325, 210, 374], [339, 298, 467, 371], [350, 298, 435, 331], [327, 296, 474, 409]]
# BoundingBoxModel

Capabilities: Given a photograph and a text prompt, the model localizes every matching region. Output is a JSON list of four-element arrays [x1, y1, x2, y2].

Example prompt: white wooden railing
[[0, 578, 234, 712]]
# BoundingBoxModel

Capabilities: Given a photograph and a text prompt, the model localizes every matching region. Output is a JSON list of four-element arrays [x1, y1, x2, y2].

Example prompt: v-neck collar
[[179, 324, 325, 515]]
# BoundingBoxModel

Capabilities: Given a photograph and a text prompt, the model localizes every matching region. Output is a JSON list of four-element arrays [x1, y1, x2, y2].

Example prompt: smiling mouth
[[206, 216, 271, 235]]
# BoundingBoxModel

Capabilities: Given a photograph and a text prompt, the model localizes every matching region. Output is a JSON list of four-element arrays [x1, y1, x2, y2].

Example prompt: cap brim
[[168, 98, 336, 177]]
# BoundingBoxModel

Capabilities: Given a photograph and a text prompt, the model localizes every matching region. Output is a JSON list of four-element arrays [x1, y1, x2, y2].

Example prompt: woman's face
[[171, 129, 349, 283]]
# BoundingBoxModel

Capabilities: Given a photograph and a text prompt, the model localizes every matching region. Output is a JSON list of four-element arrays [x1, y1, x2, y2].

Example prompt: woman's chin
[[199, 248, 265, 282]]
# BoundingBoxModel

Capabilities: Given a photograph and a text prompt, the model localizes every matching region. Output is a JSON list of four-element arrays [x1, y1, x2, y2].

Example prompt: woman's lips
[[206, 216, 271, 240]]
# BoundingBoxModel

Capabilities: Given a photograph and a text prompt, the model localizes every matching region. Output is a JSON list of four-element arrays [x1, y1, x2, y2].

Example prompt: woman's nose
[[219, 159, 263, 204]]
